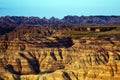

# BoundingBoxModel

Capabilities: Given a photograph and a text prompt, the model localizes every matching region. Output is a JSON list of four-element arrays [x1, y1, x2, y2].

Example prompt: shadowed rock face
[[1, 16, 120, 26], [0, 25, 120, 80], [0, 35, 120, 80]]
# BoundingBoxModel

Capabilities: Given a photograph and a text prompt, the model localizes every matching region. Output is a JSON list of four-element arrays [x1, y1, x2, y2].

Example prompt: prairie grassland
[[62, 26, 120, 39]]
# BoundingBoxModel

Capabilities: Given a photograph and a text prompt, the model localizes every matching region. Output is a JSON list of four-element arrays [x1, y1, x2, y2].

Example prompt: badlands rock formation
[[0, 25, 120, 80], [0, 34, 120, 80]]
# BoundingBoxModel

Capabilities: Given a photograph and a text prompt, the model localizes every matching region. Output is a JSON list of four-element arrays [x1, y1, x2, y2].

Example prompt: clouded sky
[[0, 0, 120, 18]]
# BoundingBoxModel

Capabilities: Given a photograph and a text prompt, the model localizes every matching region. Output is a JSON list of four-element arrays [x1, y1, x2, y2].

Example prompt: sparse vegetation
[[61, 25, 120, 39]]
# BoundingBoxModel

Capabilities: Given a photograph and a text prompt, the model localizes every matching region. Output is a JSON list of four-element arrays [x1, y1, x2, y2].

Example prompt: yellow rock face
[[0, 36, 120, 80]]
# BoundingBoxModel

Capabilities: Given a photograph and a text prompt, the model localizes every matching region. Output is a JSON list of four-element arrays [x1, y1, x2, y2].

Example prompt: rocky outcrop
[[1, 16, 120, 80], [1, 16, 120, 26], [0, 35, 120, 80]]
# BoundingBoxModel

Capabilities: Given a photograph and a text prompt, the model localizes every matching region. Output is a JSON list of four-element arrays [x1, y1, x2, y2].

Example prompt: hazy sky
[[0, 0, 120, 18]]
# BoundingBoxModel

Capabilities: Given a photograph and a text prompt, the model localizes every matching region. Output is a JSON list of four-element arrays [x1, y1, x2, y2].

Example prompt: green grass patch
[[61, 25, 120, 40]]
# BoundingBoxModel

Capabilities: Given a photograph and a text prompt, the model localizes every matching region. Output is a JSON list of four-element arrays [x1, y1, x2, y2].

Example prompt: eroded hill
[[0, 25, 120, 80]]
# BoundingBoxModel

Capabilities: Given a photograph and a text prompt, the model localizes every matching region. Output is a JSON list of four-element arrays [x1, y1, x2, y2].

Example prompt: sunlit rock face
[[0, 34, 120, 80]]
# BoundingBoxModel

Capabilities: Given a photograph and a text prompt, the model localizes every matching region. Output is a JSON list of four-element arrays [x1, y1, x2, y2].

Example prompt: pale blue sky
[[0, 0, 120, 18]]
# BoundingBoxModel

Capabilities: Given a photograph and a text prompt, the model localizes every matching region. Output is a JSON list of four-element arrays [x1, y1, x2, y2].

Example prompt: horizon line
[[0, 15, 120, 19]]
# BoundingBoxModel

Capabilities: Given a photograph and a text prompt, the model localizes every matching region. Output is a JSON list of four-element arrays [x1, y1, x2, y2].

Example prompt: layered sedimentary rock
[[0, 34, 120, 80]]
